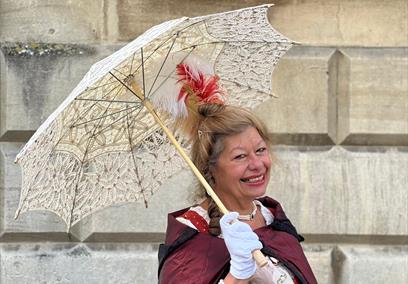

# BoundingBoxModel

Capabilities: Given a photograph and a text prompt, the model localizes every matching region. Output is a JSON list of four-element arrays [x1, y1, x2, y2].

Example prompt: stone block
[[337, 48, 408, 146], [334, 245, 408, 284], [70, 170, 194, 241], [270, 0, 408, 47], [268, 146, 408, 236], [116, 0, 268, 40], [0, 143, 22, 189], [115, 1, 408, 47], [0, 43, 121, 142], [0, 0, 104, 43], [302, 245, 335, 284], [0, 143, 68, 240], [256, 46, 337, 145], [0, 243, 159, 283]]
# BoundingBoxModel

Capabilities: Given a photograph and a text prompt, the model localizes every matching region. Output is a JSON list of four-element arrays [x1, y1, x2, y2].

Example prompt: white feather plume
[[148, 52, 215, 118]]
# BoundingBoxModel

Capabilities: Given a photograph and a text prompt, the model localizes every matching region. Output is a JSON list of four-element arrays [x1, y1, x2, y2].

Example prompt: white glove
[[220, 212, 263, 280]]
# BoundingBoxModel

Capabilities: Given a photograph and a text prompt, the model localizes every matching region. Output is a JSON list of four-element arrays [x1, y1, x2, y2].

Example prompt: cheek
[[214, 164, 245, 184], [263, 156, 272, 170], [233, 164, 251, 179], [211, 165, 228, 185]]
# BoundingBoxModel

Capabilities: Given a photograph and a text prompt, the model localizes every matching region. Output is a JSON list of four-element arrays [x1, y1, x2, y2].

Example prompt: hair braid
[[207, 198, 223, 236]]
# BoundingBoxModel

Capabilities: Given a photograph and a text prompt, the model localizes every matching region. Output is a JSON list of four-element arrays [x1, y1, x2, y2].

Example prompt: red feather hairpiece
[[176, 63, 225, 106], [150, 54, 226, 139], [174, 62, 225, 138]]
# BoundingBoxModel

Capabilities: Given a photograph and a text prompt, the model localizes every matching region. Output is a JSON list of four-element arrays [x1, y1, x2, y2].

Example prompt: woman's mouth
[[240, 174, 264, 184]]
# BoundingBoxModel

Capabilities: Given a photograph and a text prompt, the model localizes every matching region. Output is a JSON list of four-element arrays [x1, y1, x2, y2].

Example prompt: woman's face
[[211, 126, 271, 205]]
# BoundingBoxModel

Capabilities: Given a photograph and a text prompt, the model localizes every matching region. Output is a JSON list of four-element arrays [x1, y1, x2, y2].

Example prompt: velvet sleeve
[[159, 233, 230, 284]]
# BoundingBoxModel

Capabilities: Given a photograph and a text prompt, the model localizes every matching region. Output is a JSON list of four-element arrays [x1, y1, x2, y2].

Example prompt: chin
[[243, 186, 267, 199], [255, 188, 267, 198], [241, 181, 269, 197]]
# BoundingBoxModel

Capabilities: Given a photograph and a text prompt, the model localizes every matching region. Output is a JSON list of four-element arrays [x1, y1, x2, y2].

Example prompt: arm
[[159, 229, 229, 284]]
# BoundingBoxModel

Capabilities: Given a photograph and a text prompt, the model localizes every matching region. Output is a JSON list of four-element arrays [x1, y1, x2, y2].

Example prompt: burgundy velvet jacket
[[158, 197, 317, 284]]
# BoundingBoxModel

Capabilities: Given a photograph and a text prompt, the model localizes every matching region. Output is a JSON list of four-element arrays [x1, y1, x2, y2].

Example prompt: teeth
[[242, 175, 263, 183]]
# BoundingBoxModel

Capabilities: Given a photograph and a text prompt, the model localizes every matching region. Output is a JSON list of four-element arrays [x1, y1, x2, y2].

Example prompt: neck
[[237, 201, 257, 221], [215, 192, 256, 215]]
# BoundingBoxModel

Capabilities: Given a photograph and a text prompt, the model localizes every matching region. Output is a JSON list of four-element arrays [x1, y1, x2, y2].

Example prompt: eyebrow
[[227, 140, 266, 154]]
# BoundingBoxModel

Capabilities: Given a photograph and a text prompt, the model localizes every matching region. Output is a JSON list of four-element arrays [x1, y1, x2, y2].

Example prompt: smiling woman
[[211, 126, 272, 213], [158, 105, 317, 284]]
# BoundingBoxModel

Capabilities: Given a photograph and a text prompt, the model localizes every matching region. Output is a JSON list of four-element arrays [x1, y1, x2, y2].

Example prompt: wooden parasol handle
[[143, 100, 268, 268]]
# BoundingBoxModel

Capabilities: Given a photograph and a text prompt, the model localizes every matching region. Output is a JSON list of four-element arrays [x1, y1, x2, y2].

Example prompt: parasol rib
[[146, 31, 179, 96], [87, 107, 140, 139], [14, 84, 126, 221], [129, 19, 206, 76], [148, 47, 196, 98], [75, 98, 139, 104], [141, 48, 146, 97], [125, 106, 149, 207], [70, 106, 138, 128], [68, 80, 130, 230]]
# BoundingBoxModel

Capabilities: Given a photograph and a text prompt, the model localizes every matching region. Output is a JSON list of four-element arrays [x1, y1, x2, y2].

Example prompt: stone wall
[[1, 0, 407, 283]]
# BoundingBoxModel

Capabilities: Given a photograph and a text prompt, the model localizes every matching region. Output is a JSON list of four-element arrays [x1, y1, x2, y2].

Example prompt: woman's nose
[[247, 154, 263, 170]]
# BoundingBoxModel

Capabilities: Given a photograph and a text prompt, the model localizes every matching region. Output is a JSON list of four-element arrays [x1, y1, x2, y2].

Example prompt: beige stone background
[[0, 0, 407, 283]]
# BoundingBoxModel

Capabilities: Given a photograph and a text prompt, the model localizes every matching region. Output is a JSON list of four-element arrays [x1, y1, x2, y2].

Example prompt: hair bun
[[198, 104, 225, 118], [174, 104, 225, 140]]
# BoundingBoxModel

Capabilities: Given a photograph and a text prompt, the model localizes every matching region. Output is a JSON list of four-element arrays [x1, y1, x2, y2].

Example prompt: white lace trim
[[255, 200, 274, 226], [175, 206, 211, 230]]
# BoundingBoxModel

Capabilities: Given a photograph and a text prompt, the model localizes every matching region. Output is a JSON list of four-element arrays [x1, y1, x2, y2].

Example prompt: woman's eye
[[234, 154, 246, 160], [257, 147, 267, 154]]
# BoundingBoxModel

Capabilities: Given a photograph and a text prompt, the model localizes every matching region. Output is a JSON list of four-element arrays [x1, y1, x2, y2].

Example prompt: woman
[[158, 104, 317, 284]]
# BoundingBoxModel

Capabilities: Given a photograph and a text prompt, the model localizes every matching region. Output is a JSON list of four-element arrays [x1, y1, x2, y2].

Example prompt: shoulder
[[176, 205, 210, 233], [256, 196, 304, 242], [159, 224, 229, 284], [257, 196, 287, 219]]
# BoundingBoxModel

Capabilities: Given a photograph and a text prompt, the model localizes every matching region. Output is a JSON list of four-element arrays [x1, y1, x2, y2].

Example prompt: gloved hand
[[220, 212, 263, 280]]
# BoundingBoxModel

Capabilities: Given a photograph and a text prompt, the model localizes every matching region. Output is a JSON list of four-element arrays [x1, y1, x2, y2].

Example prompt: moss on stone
[[0, 42, 92, 57]]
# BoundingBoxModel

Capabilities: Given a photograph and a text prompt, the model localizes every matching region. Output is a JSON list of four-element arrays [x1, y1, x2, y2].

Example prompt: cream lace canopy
[[14, 5, 293, 228]]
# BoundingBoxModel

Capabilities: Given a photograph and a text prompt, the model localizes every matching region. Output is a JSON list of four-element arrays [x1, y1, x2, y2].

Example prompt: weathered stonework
[[334, 245, 408, 283], [116, 0, 267, 41], [0, 44, 121, 141], [268, 146, 408, 236], [0, 243, 159, 284], [0, 0, 105, 43], [258, 46, 337, 145], [269, 0, 408, 47], [302, 245, 335, 284], [1, 242, 335, 284], [337, 48, 408, 145], [114, 0, 408, 47]]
